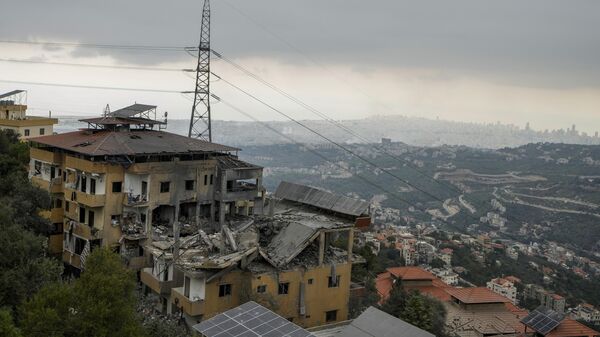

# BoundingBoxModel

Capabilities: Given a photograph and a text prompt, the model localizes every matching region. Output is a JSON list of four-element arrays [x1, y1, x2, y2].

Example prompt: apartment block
[[486, 277, 518, 304], [143, 181, 368, 328], [29, 104, 263, 271], [0, 90, 58, 140]]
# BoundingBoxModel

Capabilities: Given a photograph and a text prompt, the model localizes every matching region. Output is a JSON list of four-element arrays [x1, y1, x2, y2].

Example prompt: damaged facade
[[29, 104, 263, 272], [144, 182, 370, 328], [29, 103, 371, 329]]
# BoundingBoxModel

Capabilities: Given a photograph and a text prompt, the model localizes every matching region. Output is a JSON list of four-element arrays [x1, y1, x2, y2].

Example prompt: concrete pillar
[[146, 208, 153, 242], [347, 229, 354, 263], [173, 203, 180, 259], [209, 202, 215, 230], [318, 231, 326, 266], [219, 202, 226, 229]]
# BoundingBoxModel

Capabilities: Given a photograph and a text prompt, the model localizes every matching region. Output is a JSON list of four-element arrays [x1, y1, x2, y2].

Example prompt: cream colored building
[[29, 104, 263, 272], [0, 90, 57, 139]]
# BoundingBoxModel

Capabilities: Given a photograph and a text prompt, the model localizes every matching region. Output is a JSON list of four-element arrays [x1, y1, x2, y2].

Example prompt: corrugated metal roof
[[79, 116, 165, 125], [0, 90, 24, 100], [30, 129, 238, 156], [110, 103, 156, 118], [216, 156, 261, 170], [274, 181, 369, 217], [339, 307, 435, 337]]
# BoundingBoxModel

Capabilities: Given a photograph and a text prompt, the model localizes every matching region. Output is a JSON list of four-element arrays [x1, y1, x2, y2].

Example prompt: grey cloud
[[1, 0, 599, 88]]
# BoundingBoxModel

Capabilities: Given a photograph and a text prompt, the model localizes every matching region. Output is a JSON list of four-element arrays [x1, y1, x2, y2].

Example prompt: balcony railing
[[123, 193, 148, 207], [62, 250, 82, 269], [172, 287, 205, 316], [65, 188, 106, 207]]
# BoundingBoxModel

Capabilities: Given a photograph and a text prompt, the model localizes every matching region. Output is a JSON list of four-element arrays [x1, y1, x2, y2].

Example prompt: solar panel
[[521, 306, 564, 335], [192, 301, 315, 337]]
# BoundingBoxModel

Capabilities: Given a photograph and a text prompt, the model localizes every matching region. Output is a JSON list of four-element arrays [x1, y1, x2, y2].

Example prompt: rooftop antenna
[[188, 0, 212, 142], [103, 104, 110, 117]]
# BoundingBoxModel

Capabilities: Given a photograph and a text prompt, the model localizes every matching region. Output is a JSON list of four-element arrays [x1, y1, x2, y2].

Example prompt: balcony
[[62, 250, 82, 269], [65, 188, 106, 208], [215, 184, 259, 202], [32, 176, 64, 193], [172, 287, 205, 316], [30, 148, 61, 164], [124, 256, 148, 270], [48, 234, 63, 255], [123, 193, 148, 207], [140, 268, 176, 295]]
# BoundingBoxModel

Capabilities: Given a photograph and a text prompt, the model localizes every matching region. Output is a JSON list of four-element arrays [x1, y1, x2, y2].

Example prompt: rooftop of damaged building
[[29, 103, 239, 157], [148, 182, 367, 276], [274, 181, 370, 218]]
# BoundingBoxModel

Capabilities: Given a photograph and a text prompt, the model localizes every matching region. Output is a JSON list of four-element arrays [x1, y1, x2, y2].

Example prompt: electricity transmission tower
[[188, 0, 212, 141]]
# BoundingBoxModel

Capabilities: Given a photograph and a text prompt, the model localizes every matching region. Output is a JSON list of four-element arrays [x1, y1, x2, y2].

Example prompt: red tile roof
[[386, 267, 435, 281], [375, 272, 394, 304], [545, 318, 600, 337], [446, 287, 511, 304]]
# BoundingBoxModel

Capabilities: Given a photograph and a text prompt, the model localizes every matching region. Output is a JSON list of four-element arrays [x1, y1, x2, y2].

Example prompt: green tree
[[349, 276, 381, 318], [430, 257, 446, 269], [380, 280, 409, 318], [402, 293, 433, 332], [0, 206, 62, 313], [0, 309, 22, 337], [21, 248, 146, 337]]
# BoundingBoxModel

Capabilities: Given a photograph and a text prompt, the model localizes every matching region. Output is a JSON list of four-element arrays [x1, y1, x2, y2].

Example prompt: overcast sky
[[1, 0, 599, 133]]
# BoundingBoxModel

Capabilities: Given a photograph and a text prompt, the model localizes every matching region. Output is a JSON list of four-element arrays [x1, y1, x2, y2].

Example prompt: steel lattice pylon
[[188, 0, 211, 141]]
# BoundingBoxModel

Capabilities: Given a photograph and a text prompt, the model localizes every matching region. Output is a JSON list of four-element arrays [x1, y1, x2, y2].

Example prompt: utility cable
[[0, 79, 185, 94], [0, 39, 196, 52], [0, 58, 187, 72]]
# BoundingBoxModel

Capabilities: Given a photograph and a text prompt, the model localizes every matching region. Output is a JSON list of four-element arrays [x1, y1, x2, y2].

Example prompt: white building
[[486, 278, 518, 304]]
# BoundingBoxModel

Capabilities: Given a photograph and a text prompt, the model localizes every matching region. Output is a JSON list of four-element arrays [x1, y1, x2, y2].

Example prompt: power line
[[0, 39, 196, 52], [0, 79, 185, 94], [212, 50, 467, 195], [0, 58, 186, 72], [212, 51, 534, 229], [214, 73, 535, 230]]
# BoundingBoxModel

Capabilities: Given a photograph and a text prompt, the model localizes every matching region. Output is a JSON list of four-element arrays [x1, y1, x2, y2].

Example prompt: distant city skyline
[[1, 0, 599, 133]]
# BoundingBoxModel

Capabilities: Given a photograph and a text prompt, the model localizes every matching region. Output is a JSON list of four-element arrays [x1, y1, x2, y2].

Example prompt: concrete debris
[[221, 225, 238, 251]]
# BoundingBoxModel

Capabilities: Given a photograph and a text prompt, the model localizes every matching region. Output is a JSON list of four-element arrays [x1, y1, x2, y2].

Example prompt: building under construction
[[29, 104, 371, 328]]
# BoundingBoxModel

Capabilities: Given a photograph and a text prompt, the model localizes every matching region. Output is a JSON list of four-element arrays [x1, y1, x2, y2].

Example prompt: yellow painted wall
[[189, 263, 352, 328]]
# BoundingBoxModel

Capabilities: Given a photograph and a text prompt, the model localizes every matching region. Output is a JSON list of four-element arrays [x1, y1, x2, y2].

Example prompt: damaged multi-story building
[[29, 104, 264, 272], [143, 181, 370, 328], [29, 105, 371, 329]]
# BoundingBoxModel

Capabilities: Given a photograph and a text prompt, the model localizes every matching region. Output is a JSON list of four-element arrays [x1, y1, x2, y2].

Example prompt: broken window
[[278, 282, 289, 295], [34, 160, 41, 175], [185, 180, 195, 191], [88, 210, 95, 227], [160, 181, 170, 193], [74, 237, 86, 255], [204, 175, 208, 186], [308, 278, 314, 285], [55, 198, 62, 209], [81, 176, 87, 193], [325, 310, 338, 322], [65, 201, 70, 212], [184, 276, 191, 297], [256, 285, 267, 293], [90, 179, 96, 194], [50, 166, 55, 179], [219, 284, 232, 297], [112, 181, 122, 193], [328, 275, 340, 288], [79, 206, 85, 223], [210, 174, 213, 185]]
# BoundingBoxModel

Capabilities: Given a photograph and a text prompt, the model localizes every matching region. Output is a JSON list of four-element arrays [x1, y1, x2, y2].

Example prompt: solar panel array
[[193, 301, 315, 337], [521, 306, 564, 335]]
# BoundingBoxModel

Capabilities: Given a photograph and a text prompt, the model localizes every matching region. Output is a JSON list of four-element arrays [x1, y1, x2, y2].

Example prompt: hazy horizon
[[1, 0, 599, 134]]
